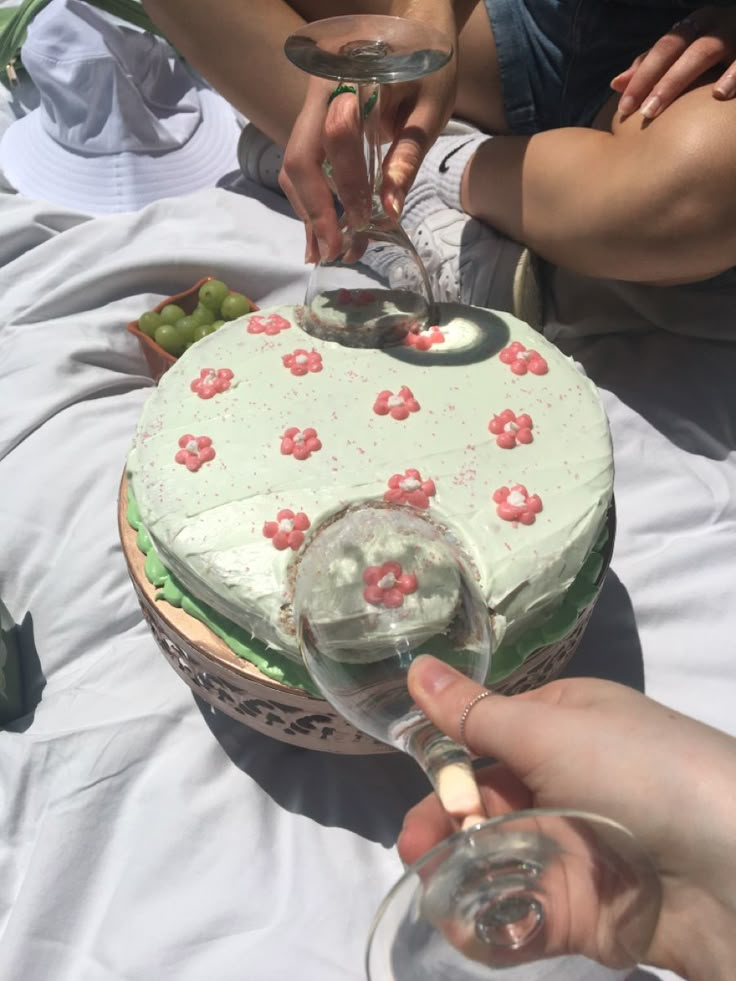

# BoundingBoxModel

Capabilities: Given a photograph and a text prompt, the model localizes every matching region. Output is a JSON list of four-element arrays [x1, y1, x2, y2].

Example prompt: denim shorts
[[483, 0, 707, 133]]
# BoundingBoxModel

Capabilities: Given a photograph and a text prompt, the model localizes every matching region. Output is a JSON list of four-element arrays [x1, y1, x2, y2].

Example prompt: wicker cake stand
[[119, 477, 614, 754]]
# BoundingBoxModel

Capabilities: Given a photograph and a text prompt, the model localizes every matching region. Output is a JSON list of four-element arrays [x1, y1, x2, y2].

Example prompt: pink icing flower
[[262, 509, 311, 551], [362, 561, 418, 608], [488, 409, 534, 449], [403, 324, 445, 350], [499, 342, 548, 376], [384, 469, 436, 509], [373, 386, 420, 420], [189, 367, 234, 399], [280, 427, 322, 461], [493, 484, 543, 525], [247, 313, 291, 336], [282, 348, 323, 376], [337, 288, 375, 306], [175, 434, 216, 472]]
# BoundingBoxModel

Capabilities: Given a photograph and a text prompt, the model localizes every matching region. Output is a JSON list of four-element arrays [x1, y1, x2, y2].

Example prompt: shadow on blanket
[[3, 611, 46, 733], [194, 693, 432, 844]]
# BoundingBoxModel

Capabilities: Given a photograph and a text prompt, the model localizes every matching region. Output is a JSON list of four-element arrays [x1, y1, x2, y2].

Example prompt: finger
[[407, 656, 568, 772], [610, 51, 646, 95], [614, 27, 695, 114], [714, 60, 736, 99], [322, 90, 371, 228], [278, 170, 322, 265], [381, 97, 436, 217], [382, 126, 429, 218], [638, 38, 730, 118], [304, 225, 320, 265], [342, 228, 368, 265], [281, 77, 343, 260]]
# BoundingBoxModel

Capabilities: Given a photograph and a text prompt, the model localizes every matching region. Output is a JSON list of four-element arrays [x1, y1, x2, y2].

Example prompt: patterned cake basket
[[119, 477, 616, 755]]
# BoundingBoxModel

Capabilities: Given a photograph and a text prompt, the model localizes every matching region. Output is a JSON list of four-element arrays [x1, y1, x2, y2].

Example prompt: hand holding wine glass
[[399, 655, 736, 981], [293, 504, 664, 980], [280, 12, 458, 265], [283, 15, 456, 342]]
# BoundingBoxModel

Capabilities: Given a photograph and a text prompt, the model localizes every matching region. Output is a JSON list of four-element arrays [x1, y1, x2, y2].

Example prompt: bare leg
[[461, 85, 736, 283], [450, 8, 736, 284], [145, 0, 736, 283]]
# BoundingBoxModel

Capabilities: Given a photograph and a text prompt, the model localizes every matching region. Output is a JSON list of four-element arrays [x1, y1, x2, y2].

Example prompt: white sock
[[401, 131, 491, 230]]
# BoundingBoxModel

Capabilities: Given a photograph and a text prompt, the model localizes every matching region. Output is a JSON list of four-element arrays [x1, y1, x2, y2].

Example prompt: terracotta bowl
[[126, 278, 258, 382], [119, 476, 615, 754]]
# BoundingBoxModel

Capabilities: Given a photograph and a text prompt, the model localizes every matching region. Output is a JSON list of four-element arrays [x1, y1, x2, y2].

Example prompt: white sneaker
[[237, 123, 284, 192], [408, 208, 543, 327]]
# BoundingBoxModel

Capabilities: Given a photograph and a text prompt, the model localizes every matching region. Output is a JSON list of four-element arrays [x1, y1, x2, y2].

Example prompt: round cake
[[125, 300, 614, 718]]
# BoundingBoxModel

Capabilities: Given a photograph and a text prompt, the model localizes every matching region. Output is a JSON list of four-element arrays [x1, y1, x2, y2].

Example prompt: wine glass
[[284, 15, 453, 347], [292, 503, 662, 979]]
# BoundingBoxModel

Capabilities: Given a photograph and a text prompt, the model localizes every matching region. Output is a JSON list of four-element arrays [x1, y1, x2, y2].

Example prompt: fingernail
[[387, 191, 404, 218], [640, 95, 661, 119], [317, 238, 331, 260], [411, 655, 456, 695], [618, 95, 636, 116], [715, 76, 736, 99]]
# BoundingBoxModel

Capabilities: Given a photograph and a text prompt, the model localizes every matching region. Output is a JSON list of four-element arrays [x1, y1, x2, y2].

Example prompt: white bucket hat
[[0, 0, 241, 214]]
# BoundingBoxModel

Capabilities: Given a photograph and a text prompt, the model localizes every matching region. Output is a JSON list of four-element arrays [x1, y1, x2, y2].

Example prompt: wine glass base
[[366, 810, 661, 981]]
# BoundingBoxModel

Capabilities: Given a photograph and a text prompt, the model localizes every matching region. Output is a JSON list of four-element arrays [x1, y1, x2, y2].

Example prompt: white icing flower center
[[504, 421, 520, 433], [507, 490, 527, 507], [518, 350, 531, 361], [278, 518, 295, 533], [294, 433, 305, 444], [295, 354, 308, 365], [186, 439, 199, 454], [400, 477, 421, 492], [387, 395, 404, 408], [205, 370, 217, 383], [377, 572, 396, 590]]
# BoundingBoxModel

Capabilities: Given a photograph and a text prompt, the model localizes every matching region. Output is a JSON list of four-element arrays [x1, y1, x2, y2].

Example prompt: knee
[[640, 107, 736, 248]]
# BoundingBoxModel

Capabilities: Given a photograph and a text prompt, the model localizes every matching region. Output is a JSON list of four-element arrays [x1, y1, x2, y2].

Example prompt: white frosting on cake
[[127, 302, 613, 661]]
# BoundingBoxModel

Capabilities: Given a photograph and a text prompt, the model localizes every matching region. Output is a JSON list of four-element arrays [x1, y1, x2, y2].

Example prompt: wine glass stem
[[359, 81, 385, 222], [407, 721, 487, 829]]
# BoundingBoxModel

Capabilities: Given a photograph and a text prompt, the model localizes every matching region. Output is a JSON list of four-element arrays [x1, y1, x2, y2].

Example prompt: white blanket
[[1, 129, 734, 981]]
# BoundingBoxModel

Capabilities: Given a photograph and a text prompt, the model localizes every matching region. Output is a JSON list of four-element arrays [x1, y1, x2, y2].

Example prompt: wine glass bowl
[[293, 502, 492, 751], [284, 15, 454, 344]]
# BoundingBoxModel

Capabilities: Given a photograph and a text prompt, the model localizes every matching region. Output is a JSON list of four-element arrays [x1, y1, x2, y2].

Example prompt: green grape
[[175, 316, 199, 344], [138, 310, 163, 338], [211, 320, 225, 330], [159, 303, 187, 325], [191, 304, 216, 326], [221, 292, 251, 320], [154, 324, 185, 356], [198, 279, 230, 311], [192, 323, 216, 342]]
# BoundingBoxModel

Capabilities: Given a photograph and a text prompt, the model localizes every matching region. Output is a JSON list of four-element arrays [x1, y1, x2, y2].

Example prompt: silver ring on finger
[[459, 690, 493, 747]]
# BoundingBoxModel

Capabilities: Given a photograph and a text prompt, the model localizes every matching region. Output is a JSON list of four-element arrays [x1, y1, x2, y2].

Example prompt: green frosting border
[[127, 489, 608, 689]]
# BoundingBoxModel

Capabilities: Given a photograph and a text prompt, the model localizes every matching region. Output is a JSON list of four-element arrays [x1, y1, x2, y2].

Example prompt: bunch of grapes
[[136, 279, 252, 357]]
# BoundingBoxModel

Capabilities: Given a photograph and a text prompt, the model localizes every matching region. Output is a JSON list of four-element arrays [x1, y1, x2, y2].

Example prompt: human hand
[[279, 48, 456, 263], [611, 5, 736, 119], [398, 656, 736, 979]]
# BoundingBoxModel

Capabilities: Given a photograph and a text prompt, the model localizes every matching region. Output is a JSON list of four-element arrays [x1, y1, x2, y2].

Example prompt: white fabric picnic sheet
[[1, 80, 735, 981]]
